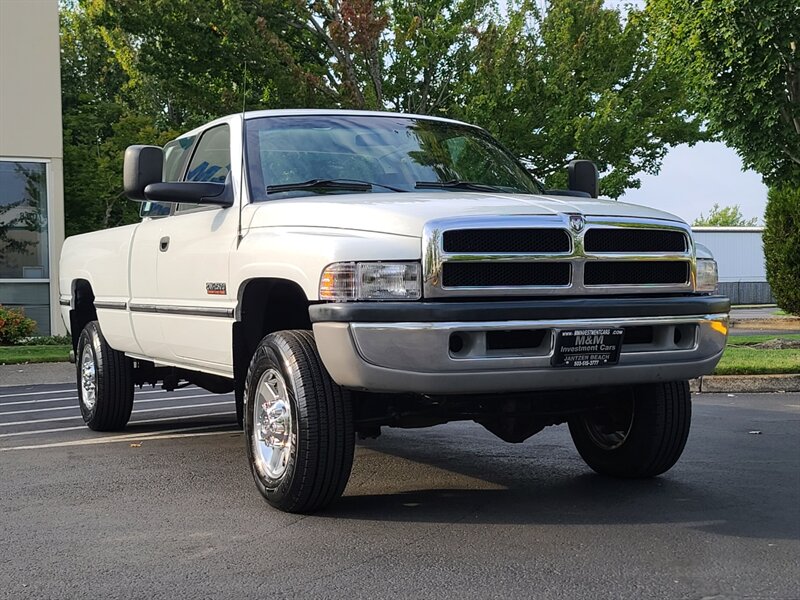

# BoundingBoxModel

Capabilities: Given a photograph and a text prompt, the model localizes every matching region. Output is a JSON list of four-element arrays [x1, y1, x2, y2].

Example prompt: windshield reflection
[[245, 115, 543, 201]]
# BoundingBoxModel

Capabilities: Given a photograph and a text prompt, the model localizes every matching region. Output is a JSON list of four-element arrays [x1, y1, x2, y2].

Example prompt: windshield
[[245, 115, 543, 201]]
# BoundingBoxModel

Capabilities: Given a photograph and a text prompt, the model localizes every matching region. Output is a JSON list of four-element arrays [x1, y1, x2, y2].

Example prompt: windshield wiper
[[415, 180, 504, 193], [266, 178, 406, 194]]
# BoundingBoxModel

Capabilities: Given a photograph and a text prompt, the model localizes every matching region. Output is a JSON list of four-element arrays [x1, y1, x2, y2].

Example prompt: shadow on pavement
[[326, 424, 799, 543]]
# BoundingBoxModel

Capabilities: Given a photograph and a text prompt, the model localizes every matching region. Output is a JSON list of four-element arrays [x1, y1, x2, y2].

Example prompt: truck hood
[[246, 192, 685, 237]]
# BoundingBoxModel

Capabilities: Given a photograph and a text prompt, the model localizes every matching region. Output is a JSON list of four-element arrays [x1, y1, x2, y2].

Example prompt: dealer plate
[[552, 328, 624, 368]]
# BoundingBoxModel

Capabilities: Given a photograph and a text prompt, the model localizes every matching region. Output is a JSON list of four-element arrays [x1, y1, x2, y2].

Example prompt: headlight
[[320, 262, 421, 301], [696, 258, 718, 293]]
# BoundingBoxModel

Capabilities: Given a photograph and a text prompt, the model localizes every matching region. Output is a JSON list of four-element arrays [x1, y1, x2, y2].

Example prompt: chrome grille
[[422, 215, 696, 298]]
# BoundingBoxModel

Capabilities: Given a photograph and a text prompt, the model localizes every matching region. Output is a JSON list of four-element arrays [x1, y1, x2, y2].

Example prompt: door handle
[[159, 236, 170, 252]]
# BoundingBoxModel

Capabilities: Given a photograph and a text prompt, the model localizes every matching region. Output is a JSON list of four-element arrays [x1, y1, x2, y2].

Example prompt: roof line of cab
[[177, 108, 481, 140]]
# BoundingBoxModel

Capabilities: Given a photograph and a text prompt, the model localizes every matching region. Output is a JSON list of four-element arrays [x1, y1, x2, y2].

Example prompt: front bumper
[[310, 296, 730, 394]]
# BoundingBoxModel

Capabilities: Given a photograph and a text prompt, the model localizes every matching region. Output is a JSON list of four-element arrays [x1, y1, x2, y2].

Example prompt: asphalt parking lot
[[0, 382, 798, 600]]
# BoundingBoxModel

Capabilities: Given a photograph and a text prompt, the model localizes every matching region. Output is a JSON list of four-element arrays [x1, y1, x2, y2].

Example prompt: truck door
[[153, 123, 238, 374], [129, 134, 197, 362]]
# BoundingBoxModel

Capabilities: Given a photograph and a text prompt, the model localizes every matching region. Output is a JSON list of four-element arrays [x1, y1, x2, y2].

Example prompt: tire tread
[[244, 330, 354, 513], [77, 321, 134, 431], [569, 380, 691, 478]]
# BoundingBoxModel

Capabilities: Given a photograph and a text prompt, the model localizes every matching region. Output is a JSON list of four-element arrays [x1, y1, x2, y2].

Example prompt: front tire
[[76, 320, 134, 431], [244, 330, 354, 513], [568, 381, 691, 478]]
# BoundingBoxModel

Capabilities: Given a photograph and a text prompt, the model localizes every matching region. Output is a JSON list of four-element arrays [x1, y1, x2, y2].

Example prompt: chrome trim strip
[[128, 303, 234, 318], [94, 301, 128, 310], [422, 215, 695, 298]]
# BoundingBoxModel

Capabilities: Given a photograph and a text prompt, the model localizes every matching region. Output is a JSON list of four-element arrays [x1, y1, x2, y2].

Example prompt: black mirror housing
[[567, 160, 599, 198], [124, 145, 164, 201], [143, 181, 233, 207]]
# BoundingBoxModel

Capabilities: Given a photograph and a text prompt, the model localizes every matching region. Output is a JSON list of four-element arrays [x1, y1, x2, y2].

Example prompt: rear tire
[[244, 330, 354, 513], [76, 320, 134, 431], [568, 381, 691, 478]]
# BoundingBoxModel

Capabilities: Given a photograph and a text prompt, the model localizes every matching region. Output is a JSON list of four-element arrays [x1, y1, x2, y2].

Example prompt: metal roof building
[[692, 227, 773, 305]]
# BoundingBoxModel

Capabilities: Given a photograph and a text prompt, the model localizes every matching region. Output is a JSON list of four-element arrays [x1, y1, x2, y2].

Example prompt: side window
[[164, 136, 197, 182], [139, 135, 196, 219], [177, 125, 231, 213]]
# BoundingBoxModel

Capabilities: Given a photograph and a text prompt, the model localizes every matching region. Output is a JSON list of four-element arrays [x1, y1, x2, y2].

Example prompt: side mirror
[[143, 181, 233, 207], [568, 160, 599, 198], [124, 145, 164, 201]]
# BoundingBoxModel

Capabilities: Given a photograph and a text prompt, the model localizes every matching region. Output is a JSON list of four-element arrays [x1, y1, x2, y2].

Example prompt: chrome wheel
[[80, 345, 97, 411], [252, 368, 294, 480], [582, 400, 635, 450]]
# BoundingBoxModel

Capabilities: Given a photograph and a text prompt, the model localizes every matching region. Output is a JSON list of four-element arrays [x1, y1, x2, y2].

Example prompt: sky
[[618, 142, 768, 225]]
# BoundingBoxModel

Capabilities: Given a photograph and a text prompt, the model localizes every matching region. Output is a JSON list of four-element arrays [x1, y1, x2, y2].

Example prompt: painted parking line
[[0, 392, 220, 416], [0, 386, 208, 407], [0, 424, 239, 451], [0, 411, 236, 439], [0, 401, 233, 428], [0, 387, 76, 399]]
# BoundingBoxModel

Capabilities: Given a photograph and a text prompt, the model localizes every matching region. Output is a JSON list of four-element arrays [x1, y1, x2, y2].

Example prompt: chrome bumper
[[313, 313, 728, 394]]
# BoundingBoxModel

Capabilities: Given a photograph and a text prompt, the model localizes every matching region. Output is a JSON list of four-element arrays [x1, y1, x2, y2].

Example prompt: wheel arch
[[232, 277, 313, 401], [69, 279, 97, 352]]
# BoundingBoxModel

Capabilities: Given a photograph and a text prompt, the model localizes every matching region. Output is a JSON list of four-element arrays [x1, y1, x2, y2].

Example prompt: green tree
[[61, 3, 172, 236], [763, 185, 800, 314], [61, 0, 710, 237], [647, 0, 800, 186], [458, 0, 707, 198], [86, 0, 321, 128], [248, 0, 489, 113], [383, 1, 490, 114], [693, 203, 759, 226]]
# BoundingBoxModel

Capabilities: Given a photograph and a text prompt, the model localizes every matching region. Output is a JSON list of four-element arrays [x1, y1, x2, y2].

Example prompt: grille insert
[[584, 229, 687, 253], [443, 229, 570, 253], [584, 261, 689, 286], [442, 262, 570, 287]]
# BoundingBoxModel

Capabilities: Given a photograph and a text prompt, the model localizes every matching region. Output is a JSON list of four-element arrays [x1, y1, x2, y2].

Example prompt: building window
[[0, 161, 49, 279]]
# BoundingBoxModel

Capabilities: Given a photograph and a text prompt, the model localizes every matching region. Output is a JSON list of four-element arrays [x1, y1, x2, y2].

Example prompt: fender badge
[[206, 282, 227, 295], [569, 215, 585, 233]]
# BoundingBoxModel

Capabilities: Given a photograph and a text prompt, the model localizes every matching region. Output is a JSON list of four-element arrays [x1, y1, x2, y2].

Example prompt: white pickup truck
[[60, 109, 729, 513]]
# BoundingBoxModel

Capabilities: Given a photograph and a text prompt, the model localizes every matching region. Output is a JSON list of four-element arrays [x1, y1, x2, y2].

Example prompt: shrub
[[764, 185, 800, 315], [0, 305, 37, 344]]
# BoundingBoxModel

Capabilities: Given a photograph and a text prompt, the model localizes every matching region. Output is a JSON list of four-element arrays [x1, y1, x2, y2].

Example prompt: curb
[[690, 374, 800, 393]]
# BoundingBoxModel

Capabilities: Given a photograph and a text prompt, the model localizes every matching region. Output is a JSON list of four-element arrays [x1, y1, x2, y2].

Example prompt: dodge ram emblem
[[569, 215, 585, 232]]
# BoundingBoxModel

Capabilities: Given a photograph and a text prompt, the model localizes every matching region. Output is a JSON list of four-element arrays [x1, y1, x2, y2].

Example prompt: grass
[[0, 344, 71, 365], [714, 333, 800, 375], [715, 346, 800, 375], [1, 335, 798, 376]]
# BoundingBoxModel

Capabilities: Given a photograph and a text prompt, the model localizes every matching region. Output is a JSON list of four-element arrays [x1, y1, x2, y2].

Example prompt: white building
[[0, 0, 66, 334], [692, 227, 773, 305]]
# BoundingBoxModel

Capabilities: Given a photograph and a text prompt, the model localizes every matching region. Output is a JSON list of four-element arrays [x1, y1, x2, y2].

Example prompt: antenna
[[236, 61, 247, 247]]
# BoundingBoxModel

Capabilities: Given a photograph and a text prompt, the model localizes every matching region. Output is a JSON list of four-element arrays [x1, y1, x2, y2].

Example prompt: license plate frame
[[552, 328, 625, 368]]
